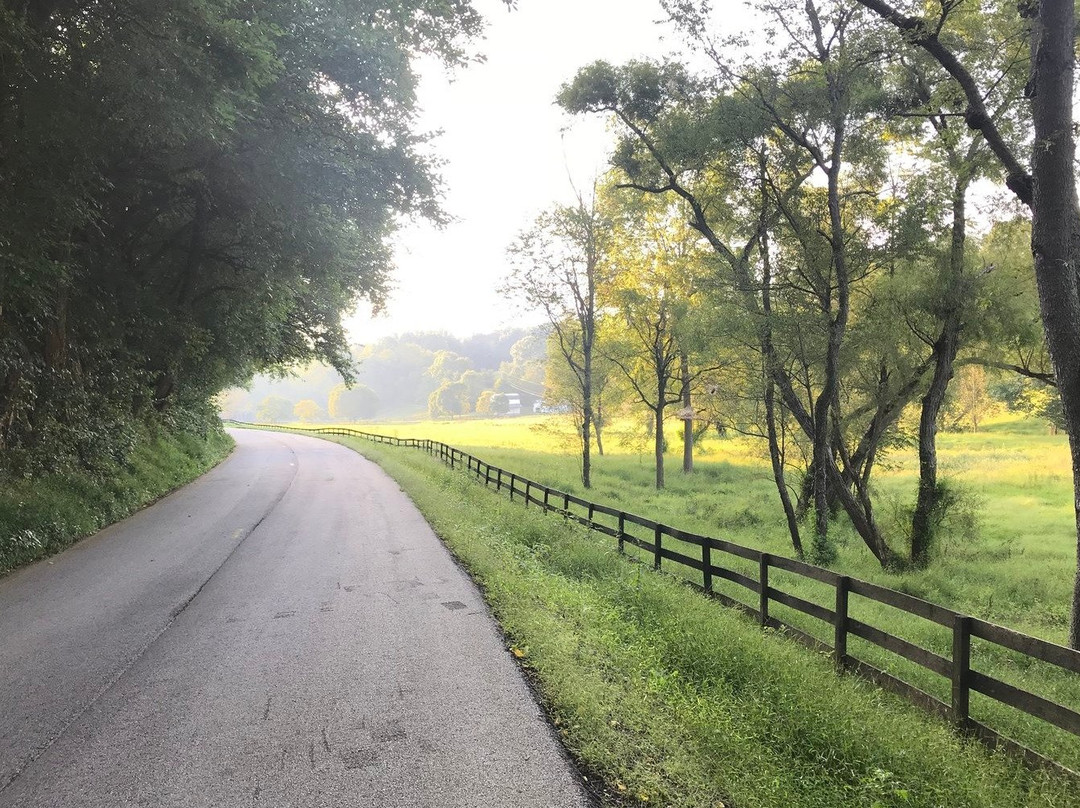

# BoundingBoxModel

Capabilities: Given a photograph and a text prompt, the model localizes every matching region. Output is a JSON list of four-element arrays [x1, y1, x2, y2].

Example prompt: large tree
[[850, 0, 1080, 648], [560, 5, 913, 566]]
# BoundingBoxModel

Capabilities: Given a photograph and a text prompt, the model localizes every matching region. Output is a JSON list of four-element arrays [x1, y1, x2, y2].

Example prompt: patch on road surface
[[441, 601, 467, 611], [341, 748, 379, 770], [372, 722, 407, 743]]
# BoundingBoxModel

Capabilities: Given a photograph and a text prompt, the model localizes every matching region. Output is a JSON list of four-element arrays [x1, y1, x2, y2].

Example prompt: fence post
[[496, 469, 502, 491], [543, 487, 550, 511], [524, 481, 531, 508], [702, 539, 712, 593], [834, 576, 850, 671], [509, 474, 515, 502], [653, 525, 662, 570], [952, 614, 972, 729], [450, 449, 455, 470], [587, 502, 594, 526], [563, 492, 570, 521], [759, 553, 770, 627], [618, 513, 625, 554]]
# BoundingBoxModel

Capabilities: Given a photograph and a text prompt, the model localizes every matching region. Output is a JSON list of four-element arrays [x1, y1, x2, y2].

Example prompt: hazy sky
[[344, 0, 710, 344]]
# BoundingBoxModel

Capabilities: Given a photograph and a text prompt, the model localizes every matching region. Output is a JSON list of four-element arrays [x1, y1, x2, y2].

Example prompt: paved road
[[0, 429, 591, 808]]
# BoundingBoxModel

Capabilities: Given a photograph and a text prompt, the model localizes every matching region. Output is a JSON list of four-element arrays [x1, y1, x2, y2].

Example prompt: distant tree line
[[218, 328, 547, 423]]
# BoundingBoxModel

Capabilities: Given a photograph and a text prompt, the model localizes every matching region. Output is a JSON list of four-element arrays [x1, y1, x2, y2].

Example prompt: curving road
[[0, 429, 591, 808]]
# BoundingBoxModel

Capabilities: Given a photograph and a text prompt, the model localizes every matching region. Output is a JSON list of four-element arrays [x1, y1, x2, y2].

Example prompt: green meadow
[[315, 411, 1080, 772], [357, 412, 1074, 641], [316, 426, 1080, 807]]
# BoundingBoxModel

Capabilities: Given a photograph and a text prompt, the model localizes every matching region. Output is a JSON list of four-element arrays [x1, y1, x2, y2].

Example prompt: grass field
[[319, 430, 1079, 807], [352, 412, 1076, 643], [289, 410, 1080, 770]]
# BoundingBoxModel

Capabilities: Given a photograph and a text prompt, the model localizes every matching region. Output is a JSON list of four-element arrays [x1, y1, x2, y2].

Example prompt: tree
[[851, 0, 1080, 649], [604, 194, 714, 489], [475, 390, 497, 415], [942, 365, 995, 433], [293, 399, 323, 423], [503, 196, 612, 488], [561, 5, 908, 566], [257, 396, 294, 424], [426, 351, 474, 384], [543, 329, 622, 455], [0, 0, 486, 475], [428, 381, 471, 418], [458, 370, 495, 405], [328, 383, 380, 421]]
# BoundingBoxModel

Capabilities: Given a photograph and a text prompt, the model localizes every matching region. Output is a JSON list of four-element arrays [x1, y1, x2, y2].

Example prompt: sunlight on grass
[[314, 411, 1075, 646], [333, 434, 1078, 808], [275, 412, 1080, 772]]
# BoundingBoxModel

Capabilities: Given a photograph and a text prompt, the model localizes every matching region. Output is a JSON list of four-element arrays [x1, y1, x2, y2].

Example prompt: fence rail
[[232, 421, 1080, 778]]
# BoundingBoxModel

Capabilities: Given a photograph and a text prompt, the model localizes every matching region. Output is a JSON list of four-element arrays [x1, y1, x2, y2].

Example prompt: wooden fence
[[236, 422, 1080, 778]]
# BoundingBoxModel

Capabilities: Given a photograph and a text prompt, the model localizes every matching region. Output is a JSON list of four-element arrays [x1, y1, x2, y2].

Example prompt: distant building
[[506, 394, 521, 416]]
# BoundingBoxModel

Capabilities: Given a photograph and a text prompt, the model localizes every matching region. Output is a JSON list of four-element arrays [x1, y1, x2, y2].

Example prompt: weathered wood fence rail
[[236, 422, 1080, 778]]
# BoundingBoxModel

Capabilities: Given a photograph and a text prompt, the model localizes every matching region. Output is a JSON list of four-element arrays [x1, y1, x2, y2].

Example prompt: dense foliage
[[0, 0, 485, 474], [0, 424, 233, 573]]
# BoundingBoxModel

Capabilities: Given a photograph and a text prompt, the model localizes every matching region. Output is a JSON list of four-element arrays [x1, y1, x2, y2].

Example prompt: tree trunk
[[826, 456, 898, 567], [681, 351, 693, 473], [759, 209, 802, 556], [911, 335, 957, 566], [581, 351, 593, 489], [811, 390, 833, 559], [1029, 0, 1080, 648], [766, 375, 803, 557], [912, 174, 968, 567], [808, 63, 851, 565], [654, 403, 665, 490]]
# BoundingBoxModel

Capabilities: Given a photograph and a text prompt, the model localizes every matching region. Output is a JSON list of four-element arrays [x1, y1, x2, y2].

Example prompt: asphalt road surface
[[0, 429, 592, 808]]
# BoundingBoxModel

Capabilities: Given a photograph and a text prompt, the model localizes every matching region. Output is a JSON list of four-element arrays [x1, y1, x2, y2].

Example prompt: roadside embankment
[[0, 426, 233, 576]]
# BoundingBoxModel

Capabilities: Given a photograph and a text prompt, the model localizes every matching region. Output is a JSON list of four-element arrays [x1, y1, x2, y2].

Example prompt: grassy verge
[[337, 434, 1077, 808], [352, 413, 1075, 643], [0, 425, 234, 575]]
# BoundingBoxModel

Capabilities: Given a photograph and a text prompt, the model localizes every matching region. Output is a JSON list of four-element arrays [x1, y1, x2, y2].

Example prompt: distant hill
[[219, 326, 548, 422]]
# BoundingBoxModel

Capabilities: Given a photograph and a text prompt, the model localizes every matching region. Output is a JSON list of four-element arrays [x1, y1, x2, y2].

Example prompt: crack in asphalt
[[0, 438, 301, 796]]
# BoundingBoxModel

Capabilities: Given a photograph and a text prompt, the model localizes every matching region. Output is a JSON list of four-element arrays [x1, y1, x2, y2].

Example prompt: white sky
[[345, 0, 750, 344]]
